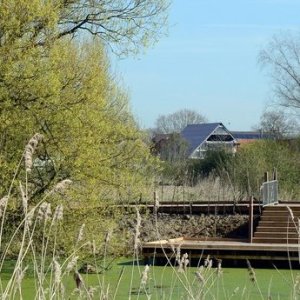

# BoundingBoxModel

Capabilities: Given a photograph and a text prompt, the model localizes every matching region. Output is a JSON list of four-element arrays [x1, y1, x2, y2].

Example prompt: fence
[[261, 180, 278, 206]]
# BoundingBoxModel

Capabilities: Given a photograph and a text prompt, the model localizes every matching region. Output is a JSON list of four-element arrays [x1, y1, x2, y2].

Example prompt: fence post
[[249, 196, 254, 243], [153, 191, 159, 216], [264, 171, 269, 182]]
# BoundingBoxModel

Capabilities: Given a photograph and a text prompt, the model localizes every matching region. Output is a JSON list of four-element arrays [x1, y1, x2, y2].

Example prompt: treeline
[[160, 139, 300, 200]]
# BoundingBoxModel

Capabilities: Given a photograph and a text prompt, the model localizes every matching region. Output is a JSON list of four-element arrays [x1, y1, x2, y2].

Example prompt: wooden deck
[[142, 237, 300, 261], [142, 203, 300, 263]]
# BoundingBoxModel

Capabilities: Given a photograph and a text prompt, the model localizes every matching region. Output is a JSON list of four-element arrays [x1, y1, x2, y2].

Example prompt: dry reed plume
[[24, 133, 43, 172]]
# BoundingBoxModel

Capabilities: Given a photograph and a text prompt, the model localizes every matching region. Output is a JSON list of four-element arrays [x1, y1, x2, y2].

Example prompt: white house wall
[[189, 125, 238, 159]]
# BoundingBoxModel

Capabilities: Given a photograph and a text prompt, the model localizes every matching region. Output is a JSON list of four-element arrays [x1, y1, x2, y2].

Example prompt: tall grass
[[1, 134, 300, 299], [149, 176, 247, 203], [0, 134, 110, 299]]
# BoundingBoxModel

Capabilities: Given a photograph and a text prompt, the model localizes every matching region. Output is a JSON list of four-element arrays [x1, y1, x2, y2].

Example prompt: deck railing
[[261, 180, 278, 206]]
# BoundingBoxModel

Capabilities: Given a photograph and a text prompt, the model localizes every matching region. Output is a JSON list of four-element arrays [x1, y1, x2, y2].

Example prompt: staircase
[[253, 205, 300, 244]]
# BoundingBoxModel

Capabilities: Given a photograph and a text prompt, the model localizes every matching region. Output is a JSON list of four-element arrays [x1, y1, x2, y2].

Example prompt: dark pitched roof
[[231, 131, 269, 140], [181, 123, 225, 156]]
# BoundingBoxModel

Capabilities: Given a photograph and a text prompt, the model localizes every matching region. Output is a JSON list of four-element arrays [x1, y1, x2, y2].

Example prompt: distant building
[[231, 131, 270, 147], [153, 124, 272, 161], [181, 123, 238, 159]]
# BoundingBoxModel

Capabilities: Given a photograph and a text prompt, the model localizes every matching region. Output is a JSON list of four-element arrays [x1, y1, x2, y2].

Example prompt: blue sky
[[113, 0, 300, 131]]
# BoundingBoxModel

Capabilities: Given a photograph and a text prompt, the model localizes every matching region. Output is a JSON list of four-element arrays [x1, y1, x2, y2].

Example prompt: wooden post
[[153, 191, 159, 216], [248, 196, 254, 243], [264, 172, 269, 182], [189, 201, 193, 216]]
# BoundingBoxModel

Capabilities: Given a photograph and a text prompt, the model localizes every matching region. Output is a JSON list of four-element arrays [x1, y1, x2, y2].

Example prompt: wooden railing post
[[249, 196, 254, 243], [153, 191, 159, 216], [264, 171, 269, 182]]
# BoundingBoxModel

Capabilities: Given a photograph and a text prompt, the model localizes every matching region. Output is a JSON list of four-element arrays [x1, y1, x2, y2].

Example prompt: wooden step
[[264, 206, 300, 211], [252, 205, 300, 244], [252, 237, 299, 244], [255, 227, 298, 233], [254, 232, 299, 239], [260, 216, 295, 222], [262, 211, 300, 217], [259, 220, 297, 226]]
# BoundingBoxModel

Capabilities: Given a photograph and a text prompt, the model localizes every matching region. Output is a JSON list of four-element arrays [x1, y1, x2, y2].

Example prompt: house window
[[207, 134, 234, 142]]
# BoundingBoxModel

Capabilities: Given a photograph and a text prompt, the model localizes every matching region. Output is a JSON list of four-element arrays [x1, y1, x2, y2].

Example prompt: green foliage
[[0, 0, 162, 253], [156, 133, 189, 185], [58, 0, 170, 56], [0, 0, 160, 199], [0, 0, 169, 57], [227, 140, 300, 199], [1, 38, 157, 201], [188, 150, 232, 181], [158, 133, 188, 162]]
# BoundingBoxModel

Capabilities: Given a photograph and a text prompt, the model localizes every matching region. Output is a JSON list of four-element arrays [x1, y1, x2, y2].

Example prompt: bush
[[227, 140, 300, 199], [187, 150, 232, 184]]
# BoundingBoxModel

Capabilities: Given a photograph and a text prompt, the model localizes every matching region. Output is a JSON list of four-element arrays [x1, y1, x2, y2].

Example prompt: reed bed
[[1, 134, 300, 299]]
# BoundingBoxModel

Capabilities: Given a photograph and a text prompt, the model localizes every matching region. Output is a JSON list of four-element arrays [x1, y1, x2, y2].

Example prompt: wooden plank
[[254, 232, 299, 238], [142, 239, 300, 252], [143, 252, 300, 261], [256, 227, 297, 233], [249, 196, 253, 243]]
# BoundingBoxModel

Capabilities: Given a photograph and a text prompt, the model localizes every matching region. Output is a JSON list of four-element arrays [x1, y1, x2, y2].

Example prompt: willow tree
[[0, 0, 164, 202], [0, 0, 165, 253], [0, 0, 169, 56], [6, 40, 157, 201], [57, 0, 170, 56]]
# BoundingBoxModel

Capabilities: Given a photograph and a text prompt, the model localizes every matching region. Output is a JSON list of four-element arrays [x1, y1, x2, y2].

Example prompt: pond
[[1, 258, 300, 299]]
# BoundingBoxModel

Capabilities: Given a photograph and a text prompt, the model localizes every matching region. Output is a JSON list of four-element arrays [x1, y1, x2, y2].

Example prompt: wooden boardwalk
[[142, 203, 300, 263], [142, 237, 300, 262]]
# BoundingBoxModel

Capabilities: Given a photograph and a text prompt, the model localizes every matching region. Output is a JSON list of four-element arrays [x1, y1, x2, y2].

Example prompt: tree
[[0, 0, 169, 57], [259, 33, 300, 110], [0, 0, 167, 255], [155, 109, 207, 134], [153, 109, 207, 184], [228, 140, 300, 199], [158, 133, 189, 185], [58, 0, 170, 56], [189, 150, 232, 178], [254, 110, 298, 139], [158, 133, 189, 162], [0, 1, 161, 202], [1, 39, 156, 200], [0, 0, 170, 121]]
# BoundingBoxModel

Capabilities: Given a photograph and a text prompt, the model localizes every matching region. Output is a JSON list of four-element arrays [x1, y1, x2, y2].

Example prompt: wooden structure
[[142, 202, 300, 263], [141, 169, 300, 263], [142, 236, 300, 263], [253, 205, 300, 244], [127, 201, 261, 215]]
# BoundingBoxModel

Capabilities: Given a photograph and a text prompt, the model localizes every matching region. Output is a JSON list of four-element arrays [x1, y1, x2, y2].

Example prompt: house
[[181, 123, 238, 159], [231, 131, 270, 147]]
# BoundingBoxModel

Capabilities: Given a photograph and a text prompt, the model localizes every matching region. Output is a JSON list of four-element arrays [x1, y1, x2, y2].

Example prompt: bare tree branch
[[259, 32, 300, 109], [155, 109, 208, 134]]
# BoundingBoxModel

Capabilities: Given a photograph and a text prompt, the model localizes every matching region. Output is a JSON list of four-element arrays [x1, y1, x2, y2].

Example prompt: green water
[[1, 259, 300, 299]]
